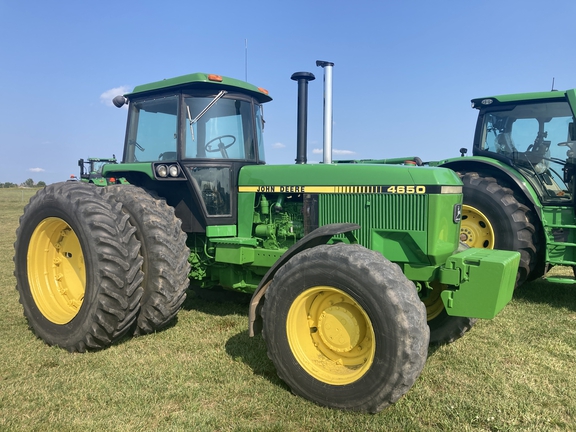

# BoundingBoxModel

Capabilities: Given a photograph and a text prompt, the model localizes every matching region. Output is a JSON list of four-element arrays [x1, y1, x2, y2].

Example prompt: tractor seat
[[496, 133, 515, 153]]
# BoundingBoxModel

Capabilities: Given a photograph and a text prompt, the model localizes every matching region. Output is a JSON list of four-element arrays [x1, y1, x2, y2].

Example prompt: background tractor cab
[[76, 157, 117, 184], [472, 95, 576, 206], [108, 73, 271, 232]]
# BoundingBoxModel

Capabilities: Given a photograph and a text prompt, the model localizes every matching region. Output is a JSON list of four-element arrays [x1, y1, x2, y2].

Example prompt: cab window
[[124, 95, 178, 163]]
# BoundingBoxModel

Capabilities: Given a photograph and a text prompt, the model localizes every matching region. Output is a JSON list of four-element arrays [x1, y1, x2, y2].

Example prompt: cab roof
[[471, 90, 569, 109], [126, 72, 272, 103]]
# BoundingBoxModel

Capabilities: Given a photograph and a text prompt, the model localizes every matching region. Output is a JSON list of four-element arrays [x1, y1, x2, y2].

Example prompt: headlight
[[169, 165, 180, 177], [156, 164, 168, 177]]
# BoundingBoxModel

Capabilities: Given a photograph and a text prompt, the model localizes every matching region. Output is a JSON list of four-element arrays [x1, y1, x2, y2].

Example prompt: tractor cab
[[472, 93, 576, 206], [123, 89, 266, 163], [105, 73, 271, 232]]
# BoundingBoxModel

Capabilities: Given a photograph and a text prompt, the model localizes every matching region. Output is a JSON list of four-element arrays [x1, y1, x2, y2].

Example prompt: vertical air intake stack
[[291, 71, 315, 164], [316, 61, 334, 164]]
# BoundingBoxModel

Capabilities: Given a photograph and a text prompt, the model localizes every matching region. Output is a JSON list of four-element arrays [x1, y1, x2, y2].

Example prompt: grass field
[[0, 187, 574, 431]]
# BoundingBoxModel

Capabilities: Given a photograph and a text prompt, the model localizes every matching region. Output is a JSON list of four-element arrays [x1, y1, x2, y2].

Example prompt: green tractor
[[76, 156, 118, 184], [338, 89, 576, 287], [14, 65, 520, 413], [432, 89, 576, 286]]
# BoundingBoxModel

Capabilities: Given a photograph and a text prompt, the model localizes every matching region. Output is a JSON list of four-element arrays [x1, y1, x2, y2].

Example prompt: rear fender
[[439, 157, 542, 220]]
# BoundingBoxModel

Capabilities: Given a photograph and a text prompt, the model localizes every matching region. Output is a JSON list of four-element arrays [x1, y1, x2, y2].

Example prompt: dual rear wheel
[[14, 182, 190, 351]]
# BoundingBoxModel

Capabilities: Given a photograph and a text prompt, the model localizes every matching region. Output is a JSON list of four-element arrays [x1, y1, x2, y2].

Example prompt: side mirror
[[112, 95, 127, 108]]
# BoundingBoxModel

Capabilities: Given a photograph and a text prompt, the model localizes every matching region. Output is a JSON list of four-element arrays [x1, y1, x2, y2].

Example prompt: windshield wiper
[[186, 90, 227, 141]]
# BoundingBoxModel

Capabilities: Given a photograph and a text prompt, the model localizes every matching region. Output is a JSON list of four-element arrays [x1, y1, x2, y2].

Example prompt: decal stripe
[[238, 185, 462, 194]]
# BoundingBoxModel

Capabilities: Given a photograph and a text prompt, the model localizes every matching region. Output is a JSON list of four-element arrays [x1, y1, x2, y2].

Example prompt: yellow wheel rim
[[460, 204, 495, 249], [423, 282, 446, 321], [27, 217, 86, 324], [286, 286, 375, 385]]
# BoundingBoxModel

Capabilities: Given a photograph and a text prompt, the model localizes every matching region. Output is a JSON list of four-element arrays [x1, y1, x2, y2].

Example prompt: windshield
[[478, 101, 575, 200], [184, 96, 260, 160]]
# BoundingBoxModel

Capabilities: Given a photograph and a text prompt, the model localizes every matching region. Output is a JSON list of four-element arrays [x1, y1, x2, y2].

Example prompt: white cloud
[[272, 142, 286, 149], [100, 86, 131, 107], [313, 148, 356, 155], [29, 167, 45, 173], [333, 149, 356, 155]]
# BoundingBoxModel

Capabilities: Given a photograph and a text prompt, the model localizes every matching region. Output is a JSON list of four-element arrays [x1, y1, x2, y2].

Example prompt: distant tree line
[[0, 179, 46, 188]]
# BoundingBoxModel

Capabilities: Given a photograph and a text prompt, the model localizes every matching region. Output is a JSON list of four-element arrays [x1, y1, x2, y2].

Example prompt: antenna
[[551, 77, 556, 91], [245, 39, 248, 82]]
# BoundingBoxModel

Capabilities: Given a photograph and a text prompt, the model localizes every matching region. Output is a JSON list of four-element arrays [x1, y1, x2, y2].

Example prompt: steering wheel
[[205, 135, 236, 158]]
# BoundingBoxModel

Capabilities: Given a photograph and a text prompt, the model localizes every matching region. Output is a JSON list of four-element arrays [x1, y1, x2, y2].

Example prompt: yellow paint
[[27, 218, 86, 324]]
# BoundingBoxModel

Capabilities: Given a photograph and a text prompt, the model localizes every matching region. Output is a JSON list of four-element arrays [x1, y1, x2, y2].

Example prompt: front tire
[[106, 185, 190, 335], [14, 182, 144, 352], [262, 243, 429, 413], [458, 172, 538, 286]]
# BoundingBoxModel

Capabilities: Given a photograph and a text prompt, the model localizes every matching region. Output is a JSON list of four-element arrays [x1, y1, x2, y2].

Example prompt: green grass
[[0, 187, 574, 431]]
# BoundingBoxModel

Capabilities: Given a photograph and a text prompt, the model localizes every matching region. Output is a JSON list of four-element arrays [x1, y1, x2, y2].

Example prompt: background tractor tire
[[458, 171, 538, 287], [262, 243, 429, 413], [14, 182, 144, 352], [107, 185, 190, 336]]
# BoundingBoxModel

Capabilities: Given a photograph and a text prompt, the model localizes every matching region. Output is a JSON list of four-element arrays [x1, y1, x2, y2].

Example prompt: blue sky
[[1, 1, 575, 185]]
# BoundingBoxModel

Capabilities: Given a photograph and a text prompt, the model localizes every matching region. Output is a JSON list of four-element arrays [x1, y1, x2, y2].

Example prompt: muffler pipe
[[291, 71, 315, 164], [316, 61, 334, 164]]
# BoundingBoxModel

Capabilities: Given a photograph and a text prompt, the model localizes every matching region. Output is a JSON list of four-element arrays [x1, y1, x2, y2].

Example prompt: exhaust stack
[[291, 71, 315, 164], [316, 61, 334, 164]]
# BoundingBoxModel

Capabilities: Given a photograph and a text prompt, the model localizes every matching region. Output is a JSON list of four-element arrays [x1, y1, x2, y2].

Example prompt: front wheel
[[262, 243, 429, 413]]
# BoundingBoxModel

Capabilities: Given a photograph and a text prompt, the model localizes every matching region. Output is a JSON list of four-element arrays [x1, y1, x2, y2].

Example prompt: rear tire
[[107, 185, 190, 335], [14, 182, 144, 352], [458, 172, 538, 287], [262, 243, 429, 413]]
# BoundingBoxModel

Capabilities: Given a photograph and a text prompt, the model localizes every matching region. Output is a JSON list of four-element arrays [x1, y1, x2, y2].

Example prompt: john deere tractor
[[14, 65, 520, 413], [433, 89, 576, 286]]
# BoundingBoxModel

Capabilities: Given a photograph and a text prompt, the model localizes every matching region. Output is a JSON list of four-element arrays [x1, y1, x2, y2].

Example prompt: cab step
[[543, 276, 576, 284]]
